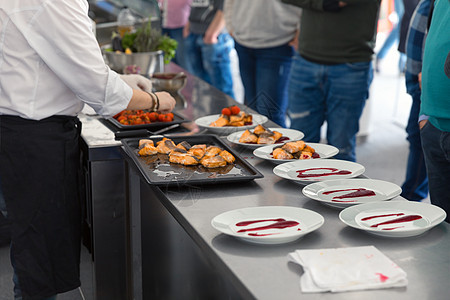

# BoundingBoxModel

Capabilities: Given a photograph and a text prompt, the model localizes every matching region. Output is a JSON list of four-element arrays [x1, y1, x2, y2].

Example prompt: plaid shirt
[[405, 0, 431, 76]]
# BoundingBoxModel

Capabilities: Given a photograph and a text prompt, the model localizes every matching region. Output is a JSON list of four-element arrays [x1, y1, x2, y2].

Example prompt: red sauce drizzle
[[312, 152, 320, 159], [236, 218, 299, 234], [296, 167, 352, 178], [361, 213, 405, 221], [370, 215, 423, 228], [275, 136, 290, 144], [375, 273, 389, 282], [323, 188, 376, 201], [382, 226, 405, 231], [248, 232, 279, 237], [236, 218, 285, 226]]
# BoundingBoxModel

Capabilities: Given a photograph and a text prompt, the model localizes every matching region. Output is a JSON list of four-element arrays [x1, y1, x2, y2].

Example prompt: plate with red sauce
[[302, 179, 402, 208], [339, 201, 447, 237], [226, 128, 304, 149], [211, 206, 324, 244], [195, 113, 268, 135], [254, 142, 339, 164], [273, 159, 365, 183]]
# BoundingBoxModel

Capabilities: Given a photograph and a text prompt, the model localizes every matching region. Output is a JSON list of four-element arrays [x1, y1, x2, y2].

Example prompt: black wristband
[[154, 92, 160, 111]]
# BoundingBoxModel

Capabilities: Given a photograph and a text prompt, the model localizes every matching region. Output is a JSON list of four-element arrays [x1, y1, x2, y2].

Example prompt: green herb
[[112, 18, 178, 64], [121, 32, 137, 52], [158, 35, 178, 64]]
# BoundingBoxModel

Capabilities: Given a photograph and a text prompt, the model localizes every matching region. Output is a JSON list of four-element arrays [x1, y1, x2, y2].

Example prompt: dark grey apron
[[0, 115, 82, 299]]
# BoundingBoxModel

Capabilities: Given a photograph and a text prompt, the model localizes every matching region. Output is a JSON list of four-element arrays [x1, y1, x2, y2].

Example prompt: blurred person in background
[[224, 0, 301, 127], [0, 1, 175, 299], [397, 0, 420, 72], [282, 0, 380, 162], [419, 0, 450, 223], [183, 0, 235, 98], [158, 0, 192, 70], [400, 0, 430, 202], [375, 0, 406, 73]]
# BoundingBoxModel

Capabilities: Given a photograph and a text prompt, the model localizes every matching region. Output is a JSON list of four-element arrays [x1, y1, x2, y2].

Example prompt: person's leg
[[287, 54, 326, 143], [401, 78, 428, 201], [201, 33, 235, 98], [420, 122, 450, 222], [325, 61, 373, 162], [184, 33, 209, 83], [253, 44, 295, 127], [234, 42, 257, 110]]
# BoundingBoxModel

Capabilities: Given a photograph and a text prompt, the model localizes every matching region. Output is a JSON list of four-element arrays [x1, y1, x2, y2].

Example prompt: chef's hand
[[120, 74, 152, 92], [155, 91, 176, 114]]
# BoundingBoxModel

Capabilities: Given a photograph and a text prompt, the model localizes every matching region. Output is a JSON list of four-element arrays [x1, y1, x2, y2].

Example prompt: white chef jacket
[[0, 0, 132, 120]]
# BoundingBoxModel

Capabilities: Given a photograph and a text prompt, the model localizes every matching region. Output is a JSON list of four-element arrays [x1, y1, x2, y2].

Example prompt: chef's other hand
[[155, 91, 176, 113], [120, 74, 152, 92]]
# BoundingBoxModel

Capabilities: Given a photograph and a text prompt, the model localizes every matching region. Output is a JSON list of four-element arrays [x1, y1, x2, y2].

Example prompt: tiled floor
[[0, 44, 419, 300]]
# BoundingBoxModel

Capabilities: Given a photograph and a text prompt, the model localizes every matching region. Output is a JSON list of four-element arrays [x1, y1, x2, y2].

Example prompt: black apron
[[0, 115, 82, 299]]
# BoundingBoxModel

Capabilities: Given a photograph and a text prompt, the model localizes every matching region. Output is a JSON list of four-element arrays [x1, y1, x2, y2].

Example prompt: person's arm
[[183, 20, 190, 38], [223, 0, 235, 37], [120, 74, 175, 113], [126, 90, 175, 114], [204, 10, 226, 44]]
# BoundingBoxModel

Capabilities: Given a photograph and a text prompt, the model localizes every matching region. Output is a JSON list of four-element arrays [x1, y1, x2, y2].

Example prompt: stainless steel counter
[[81, 63, 450, 300], [159, 153, 449, 300]]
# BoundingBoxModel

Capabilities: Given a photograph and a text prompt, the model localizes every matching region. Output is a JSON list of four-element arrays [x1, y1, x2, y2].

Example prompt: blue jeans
[[420, 121, 450, 223], [235, 42, 295, 127], [184, 32, 235, 98], [401, 73, 428, 201], [161, 27, 191, 71], [287, 54, 373, 161]]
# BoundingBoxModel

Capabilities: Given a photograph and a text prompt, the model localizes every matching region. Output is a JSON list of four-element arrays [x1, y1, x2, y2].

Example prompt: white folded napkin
[[288, 245, 407, 293]]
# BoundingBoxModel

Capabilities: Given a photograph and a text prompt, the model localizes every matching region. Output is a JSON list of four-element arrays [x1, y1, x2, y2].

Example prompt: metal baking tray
[[121, 135, 264, 186], [106, 111, 188, 131]]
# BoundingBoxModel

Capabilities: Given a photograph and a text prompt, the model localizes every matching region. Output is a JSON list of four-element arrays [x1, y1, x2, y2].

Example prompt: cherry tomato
[[230, 106, 240, 115], [149, 112, 159, 122], [222, 107, 231, 116]]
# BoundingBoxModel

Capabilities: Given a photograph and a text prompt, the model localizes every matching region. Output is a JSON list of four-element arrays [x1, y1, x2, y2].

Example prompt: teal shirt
[[420, 0, 450, 132]]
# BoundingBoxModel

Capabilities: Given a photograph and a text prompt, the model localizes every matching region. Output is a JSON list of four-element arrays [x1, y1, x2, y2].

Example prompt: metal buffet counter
[[81, 63, 450, 300]]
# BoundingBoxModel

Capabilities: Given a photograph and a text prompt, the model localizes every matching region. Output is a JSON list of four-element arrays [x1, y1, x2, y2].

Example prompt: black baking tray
[[106, 111, 189, 131], [121, 135, 264, 186]]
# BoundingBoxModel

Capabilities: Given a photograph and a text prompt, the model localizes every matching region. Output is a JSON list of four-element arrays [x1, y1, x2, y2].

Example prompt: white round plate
[[253, 143, 338, 164], [273, 159, 365, 184], [211, 206, 324, 244], [339, 201, 446, 238], [302, 178, 402, 208], [226, 128, 304, 149], [195, 114, 268, 135]]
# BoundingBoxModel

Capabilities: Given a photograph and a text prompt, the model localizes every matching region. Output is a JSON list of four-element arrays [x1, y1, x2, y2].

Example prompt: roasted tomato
[[221, 107, 231, 116], [230, 105, 240, 115], [149, 112, 159, 122]]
